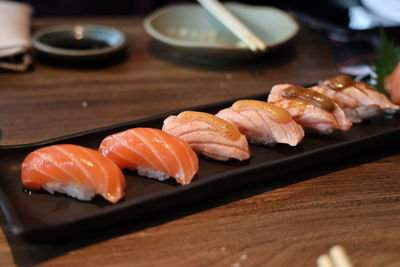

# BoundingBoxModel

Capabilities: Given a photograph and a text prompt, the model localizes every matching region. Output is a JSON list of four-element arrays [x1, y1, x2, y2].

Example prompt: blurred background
[[14, 0, 400, 76], [17, 0, 400, 42], [17, 0, 284, 16]]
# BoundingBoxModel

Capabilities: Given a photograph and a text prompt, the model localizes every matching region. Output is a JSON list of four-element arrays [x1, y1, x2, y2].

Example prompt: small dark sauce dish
[[48, 38, 110, 50], [32, 24, 126, 65]]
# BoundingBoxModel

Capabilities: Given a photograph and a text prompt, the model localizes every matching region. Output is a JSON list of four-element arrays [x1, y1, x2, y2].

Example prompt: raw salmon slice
[[385, 63, 400, 105], [21, 144, 126, 203], [99, 128, 198, 185]]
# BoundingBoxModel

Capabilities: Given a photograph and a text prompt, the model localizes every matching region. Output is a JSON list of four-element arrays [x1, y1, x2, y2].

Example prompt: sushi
[[385, 63, 400, 105], [313, 74, 399, 122], [21, 144, 126, 203], [268, 84, 352, 134], [162, 111, 250, 161], [215, 100, 304, 146], [99, 127, 198, 185]]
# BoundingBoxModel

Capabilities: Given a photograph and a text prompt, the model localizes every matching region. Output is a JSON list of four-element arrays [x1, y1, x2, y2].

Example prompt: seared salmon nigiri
[[268, 84, 352, 134], [216, 100, 304, 146], [162, 111, 250, 161], [313, 75, 399, 122], [21, 144, 126, 203], [99, 128, 198, 185]]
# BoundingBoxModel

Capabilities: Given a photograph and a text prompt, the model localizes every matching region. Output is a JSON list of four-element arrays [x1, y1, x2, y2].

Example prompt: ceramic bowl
[[32, 24, 126, 62], [144, 2, 299, 59]]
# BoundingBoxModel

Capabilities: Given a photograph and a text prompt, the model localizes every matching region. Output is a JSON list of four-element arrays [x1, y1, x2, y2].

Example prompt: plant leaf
[[375, 28, 400, 96]]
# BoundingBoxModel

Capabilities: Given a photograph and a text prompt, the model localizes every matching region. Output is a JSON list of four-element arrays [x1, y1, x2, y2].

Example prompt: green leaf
[[374, 28, 400, 96]]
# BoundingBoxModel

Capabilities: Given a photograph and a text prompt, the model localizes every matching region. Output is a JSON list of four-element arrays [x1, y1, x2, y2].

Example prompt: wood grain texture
[[1, 16, 400, 267], [0, 16, 336, 145]]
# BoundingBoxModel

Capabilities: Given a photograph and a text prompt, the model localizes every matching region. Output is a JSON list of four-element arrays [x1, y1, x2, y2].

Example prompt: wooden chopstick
[[317, 254, 335, 267], [196, 0, 267, 52], [317, 245, 354, 267]]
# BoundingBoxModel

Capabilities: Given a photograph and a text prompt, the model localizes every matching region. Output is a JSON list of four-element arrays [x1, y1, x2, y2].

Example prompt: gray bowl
[[32, 24, 126, 62], [144, 2, 299, 60]]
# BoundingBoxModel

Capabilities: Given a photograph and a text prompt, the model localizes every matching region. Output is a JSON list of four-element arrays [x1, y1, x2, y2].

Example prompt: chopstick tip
[[317, 254, 335, 267], [329, 245, 354, 267]]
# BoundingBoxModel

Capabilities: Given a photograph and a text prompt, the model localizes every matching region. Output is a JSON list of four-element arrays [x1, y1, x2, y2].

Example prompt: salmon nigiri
[[99, 128, 198, 185], [216, 100, 304, 146], [21, 144, 126, 203], [162, 111, 250, 161], [268, 84, 352, 134], [385, 63, 400, 105], [314, 75, 399, 122]]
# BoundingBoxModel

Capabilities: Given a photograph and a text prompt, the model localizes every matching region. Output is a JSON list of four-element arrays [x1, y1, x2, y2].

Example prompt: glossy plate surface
[[1, 93, 400, 242]]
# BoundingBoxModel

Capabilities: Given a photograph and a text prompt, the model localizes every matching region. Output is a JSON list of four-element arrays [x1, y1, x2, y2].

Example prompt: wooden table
[[1, 16, 399, 267]]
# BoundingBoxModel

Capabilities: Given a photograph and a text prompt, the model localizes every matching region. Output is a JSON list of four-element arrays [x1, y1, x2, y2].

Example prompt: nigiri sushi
[[99, 128, 198, 185], [162, 111, 250, 161], [215, 100, 304, 146], [21, 144, 126, 203], [385, 62, 400, 105], [313, 74, 399, 122], [268, 84, 352, 134]]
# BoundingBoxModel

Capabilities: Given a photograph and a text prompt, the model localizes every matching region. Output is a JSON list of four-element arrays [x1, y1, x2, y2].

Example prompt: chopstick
[[317, 245, 354, 267], [196, 0, 267, 52]]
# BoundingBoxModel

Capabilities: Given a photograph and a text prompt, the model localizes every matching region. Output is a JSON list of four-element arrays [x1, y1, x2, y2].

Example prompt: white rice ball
[[137, 166, 170, 181], [43, 182, 96, 201]]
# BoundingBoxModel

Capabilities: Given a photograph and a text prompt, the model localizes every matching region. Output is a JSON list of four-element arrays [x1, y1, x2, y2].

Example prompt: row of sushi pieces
[[21, 75, 399, 204]]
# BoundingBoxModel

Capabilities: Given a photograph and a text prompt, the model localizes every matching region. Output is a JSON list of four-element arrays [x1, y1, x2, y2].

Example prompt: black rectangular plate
[[1, 93, 400, 242]]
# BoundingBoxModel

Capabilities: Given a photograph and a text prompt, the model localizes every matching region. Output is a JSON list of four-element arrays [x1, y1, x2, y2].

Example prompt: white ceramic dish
[[144, 2, 299, 59]]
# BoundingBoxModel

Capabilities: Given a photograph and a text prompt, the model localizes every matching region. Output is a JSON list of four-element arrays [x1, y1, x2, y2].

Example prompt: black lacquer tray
[[1, 93, 399, 242]]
